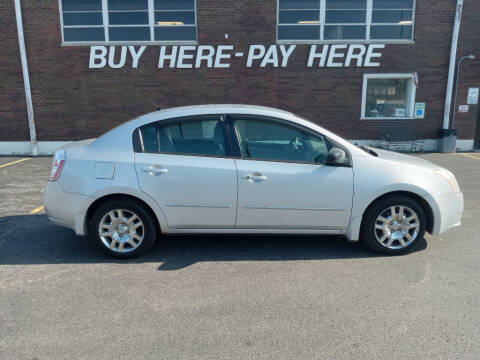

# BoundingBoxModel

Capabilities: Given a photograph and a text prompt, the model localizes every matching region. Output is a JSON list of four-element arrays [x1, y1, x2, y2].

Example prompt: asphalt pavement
[[0, 153, 479, 359]]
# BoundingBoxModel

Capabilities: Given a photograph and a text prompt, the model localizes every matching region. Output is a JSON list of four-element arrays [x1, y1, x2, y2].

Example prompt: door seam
[[233, 158, 239, 228]]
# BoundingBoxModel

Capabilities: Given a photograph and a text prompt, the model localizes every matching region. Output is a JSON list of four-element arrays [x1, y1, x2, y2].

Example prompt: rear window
[[136, 118, 226, 157]]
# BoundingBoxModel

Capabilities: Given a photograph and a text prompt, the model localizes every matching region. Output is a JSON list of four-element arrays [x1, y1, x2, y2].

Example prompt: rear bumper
[[44, 181, 91, 236], [430, 191, 464, 235]]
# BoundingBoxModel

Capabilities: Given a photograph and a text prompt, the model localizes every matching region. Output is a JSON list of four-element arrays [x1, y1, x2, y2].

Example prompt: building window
[[60, 0, 197, 44], [277, 0, 415, 42], [361, 74, 416, 119]]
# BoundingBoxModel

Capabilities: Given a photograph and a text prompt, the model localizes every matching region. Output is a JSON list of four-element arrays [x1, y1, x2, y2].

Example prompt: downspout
[[14, 0, 38, 155], [442, 0, 464, 130]]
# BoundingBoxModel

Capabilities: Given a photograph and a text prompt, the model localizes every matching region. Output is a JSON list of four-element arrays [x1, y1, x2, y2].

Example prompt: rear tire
[[90, 199, 157, 259], [360, 195, 426, 255]]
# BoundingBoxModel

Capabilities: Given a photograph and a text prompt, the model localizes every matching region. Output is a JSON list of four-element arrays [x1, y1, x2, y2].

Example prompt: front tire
[[360, 195, 426, 255], [90, 199, 157, 258]]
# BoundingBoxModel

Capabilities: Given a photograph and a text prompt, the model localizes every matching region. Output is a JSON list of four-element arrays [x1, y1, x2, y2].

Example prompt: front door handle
[[142, 166, 168, 176], [244, 173, 268, 182]]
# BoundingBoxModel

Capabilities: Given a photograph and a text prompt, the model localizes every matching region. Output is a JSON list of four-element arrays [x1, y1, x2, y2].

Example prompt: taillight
[[50, 150, 66, 181]]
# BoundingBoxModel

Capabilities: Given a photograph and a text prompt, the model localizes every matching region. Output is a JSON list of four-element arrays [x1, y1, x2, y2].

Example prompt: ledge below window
[[61, 41, 198, 47], [360, 117, 415, 121], [276, 40, 415, 45]]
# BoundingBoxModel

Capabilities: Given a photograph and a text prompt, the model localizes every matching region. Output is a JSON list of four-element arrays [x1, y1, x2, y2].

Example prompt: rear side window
[[137, 117, 226, 157], [234, 117, 330, 164], [139, 124, 157, 153]]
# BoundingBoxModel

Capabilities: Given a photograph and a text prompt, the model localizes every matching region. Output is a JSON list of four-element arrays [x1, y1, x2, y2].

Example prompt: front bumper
[[430, 191, 464, 235], [44, 181, 91, 235]]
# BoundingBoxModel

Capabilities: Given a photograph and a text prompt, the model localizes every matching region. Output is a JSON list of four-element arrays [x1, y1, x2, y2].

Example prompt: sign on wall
[[467, 87, 479, 105], [414, 102, 425, 119], [88, 44, 385, 69]]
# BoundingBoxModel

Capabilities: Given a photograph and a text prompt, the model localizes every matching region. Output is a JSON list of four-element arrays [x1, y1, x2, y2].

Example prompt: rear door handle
[[244, 173, 268, 182], [142, 166, 168, 176]]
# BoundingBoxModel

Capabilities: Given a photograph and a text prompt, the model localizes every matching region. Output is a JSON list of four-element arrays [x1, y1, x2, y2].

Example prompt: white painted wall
[[0, 142, 71, 155], [351, 139, 474, 152]]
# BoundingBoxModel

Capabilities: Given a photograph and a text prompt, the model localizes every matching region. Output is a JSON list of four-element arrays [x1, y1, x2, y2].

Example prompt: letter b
[[89, 46, 107, 68]]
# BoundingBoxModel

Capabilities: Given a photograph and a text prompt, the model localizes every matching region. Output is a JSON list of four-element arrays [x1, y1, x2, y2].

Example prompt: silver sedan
[[44, 105, 463, 258]]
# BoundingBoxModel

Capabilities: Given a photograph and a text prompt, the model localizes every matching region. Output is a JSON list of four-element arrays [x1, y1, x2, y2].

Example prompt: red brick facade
[[1, 1, 479, 145]]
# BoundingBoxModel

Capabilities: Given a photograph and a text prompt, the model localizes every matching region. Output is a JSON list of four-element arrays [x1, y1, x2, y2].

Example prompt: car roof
[[92, 104, 362, 156], [142, 104, 297, 120]]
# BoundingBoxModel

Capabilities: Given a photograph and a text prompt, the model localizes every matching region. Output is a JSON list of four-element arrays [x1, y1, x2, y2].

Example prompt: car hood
[[369, 147, 439, 170]]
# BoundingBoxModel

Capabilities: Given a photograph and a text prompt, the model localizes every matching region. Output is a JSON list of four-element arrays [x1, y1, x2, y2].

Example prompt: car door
[[134, 115, 237, 229], [230, 115, 354, 230]]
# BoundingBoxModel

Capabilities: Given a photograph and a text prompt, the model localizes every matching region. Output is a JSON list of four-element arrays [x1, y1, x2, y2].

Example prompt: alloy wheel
[[98, 209, 145, 253], [374, 205, 420, 250]]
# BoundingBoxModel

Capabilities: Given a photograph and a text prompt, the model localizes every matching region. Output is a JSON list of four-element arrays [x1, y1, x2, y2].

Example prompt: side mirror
[[326, 147, 348, 166]]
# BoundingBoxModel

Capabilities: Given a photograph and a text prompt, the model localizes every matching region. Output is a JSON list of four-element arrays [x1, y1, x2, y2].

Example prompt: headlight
[[434, 169, 460, 193]]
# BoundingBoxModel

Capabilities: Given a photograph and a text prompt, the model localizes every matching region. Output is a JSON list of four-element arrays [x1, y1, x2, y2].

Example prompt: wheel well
[[362, 191, 434, 234], [85, 194, 160, 235]]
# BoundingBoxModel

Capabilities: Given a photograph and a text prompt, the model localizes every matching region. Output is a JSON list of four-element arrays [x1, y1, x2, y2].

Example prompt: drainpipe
[[442, 0, 464, 130], [452, 55, 476, 130], [14, 0, 38, 155]]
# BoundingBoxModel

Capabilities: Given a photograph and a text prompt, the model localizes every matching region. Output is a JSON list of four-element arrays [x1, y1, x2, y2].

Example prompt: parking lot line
[[458, 153, 480, 160], [30, 205, 44, 214], [0, 158, 31, 169]]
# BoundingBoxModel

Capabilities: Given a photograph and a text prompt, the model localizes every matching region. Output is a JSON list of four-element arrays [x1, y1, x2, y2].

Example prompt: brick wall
[[0, 0, 30, 141], [1, 0, 479, 142]]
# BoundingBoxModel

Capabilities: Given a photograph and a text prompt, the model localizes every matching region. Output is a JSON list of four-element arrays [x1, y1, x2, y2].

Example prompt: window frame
[[133, 115, 234, 159], [361, 73, 417, 120], [59, 0, 198, 46], [276, 0, 416, 44], [228, 114, 351, 167], [133, 113, 352, 166]]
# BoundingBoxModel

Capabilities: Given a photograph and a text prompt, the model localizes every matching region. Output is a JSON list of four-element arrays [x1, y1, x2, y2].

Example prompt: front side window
[[138, 118, 226, 157], [60, 0, 197, 44], [234, 118, 330, 164], [278, 0, 414, 42], [362, 74, 416, 119]]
